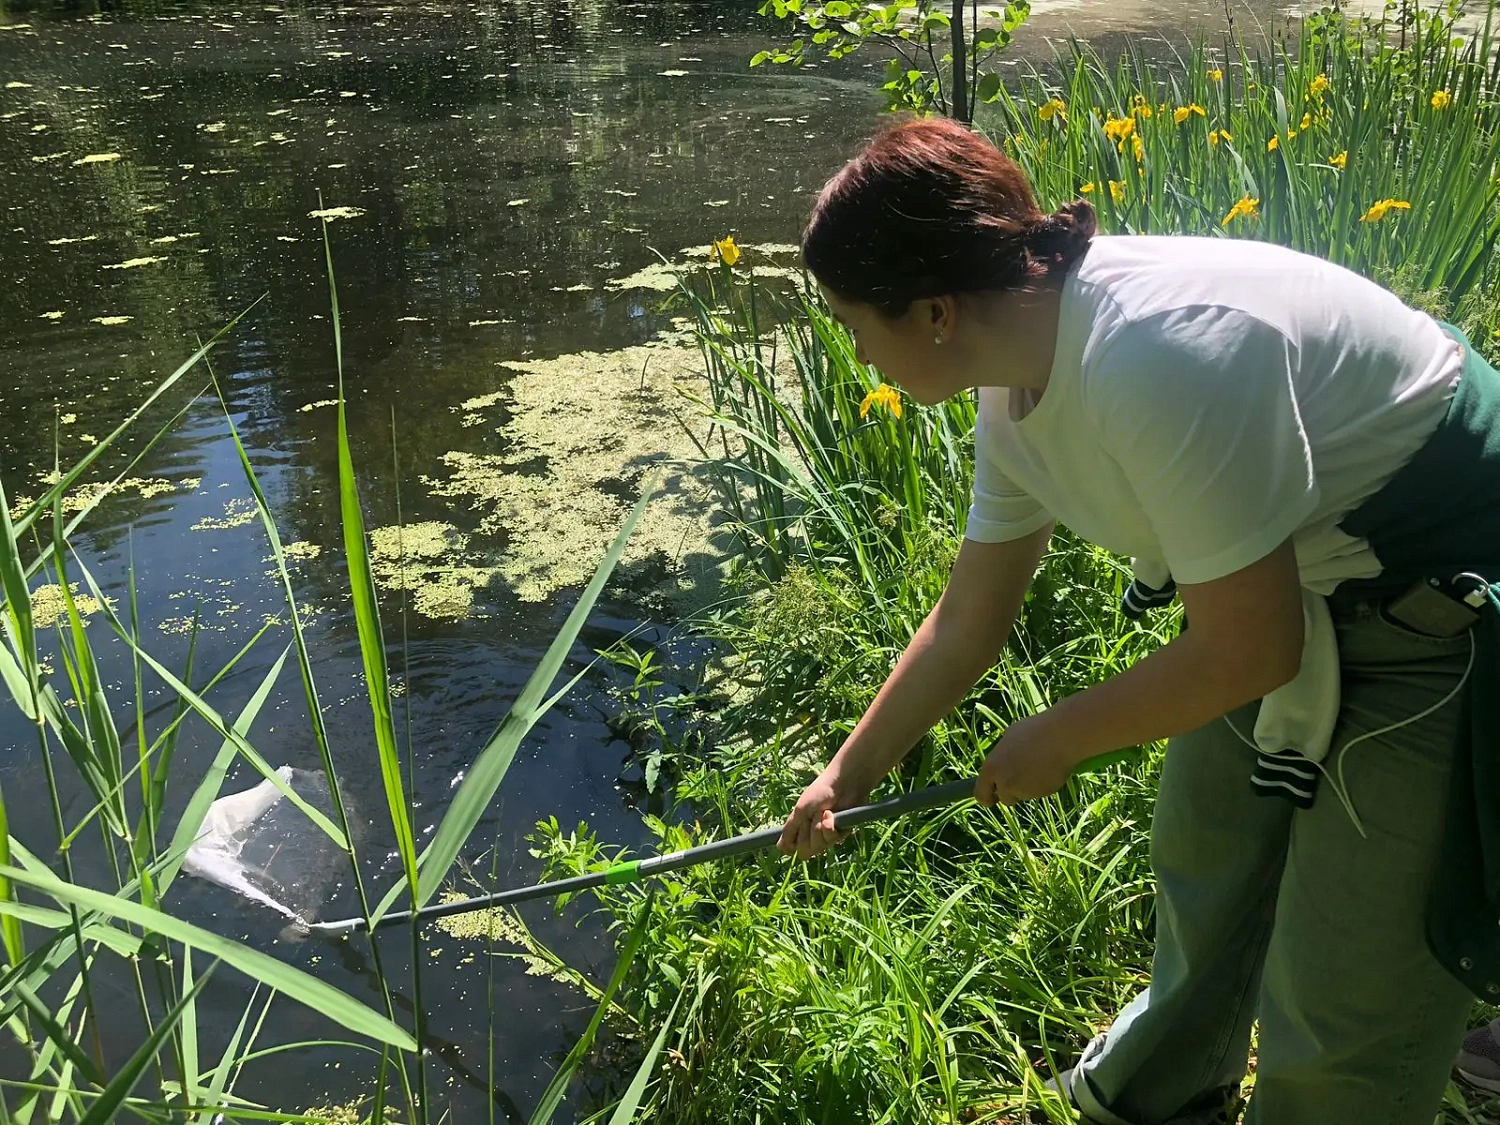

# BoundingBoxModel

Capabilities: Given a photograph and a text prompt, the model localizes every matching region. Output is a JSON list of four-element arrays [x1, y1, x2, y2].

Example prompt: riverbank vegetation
[[0, 237, 666, 1122], [5, 2, 1500, 1124], [540, 5, 1500, 1122]]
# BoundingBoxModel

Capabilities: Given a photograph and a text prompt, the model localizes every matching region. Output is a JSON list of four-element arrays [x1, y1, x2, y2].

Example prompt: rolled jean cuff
[[1069, 1069, 1138, 1125]]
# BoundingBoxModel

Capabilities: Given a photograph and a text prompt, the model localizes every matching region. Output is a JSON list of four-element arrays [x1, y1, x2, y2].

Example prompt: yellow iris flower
[[1109, 180, 1126, 204], [712, 236, 741, 267], [1360, 198, 1412, 222], [1103, 114, 1136, 148], [1209, 128, 1233, 146], [1080, 181, 1096, 194], [1038, 97, 1066, 121], [1309, 73, 1330, 98], [1330, 150, 1348, 169], [1173, 104, 1207, 125], [1208, 67, 1224, 82], [1222, 194, 1260, 226], [859, 384, 903, 420], [1432, 89, 1453, 110]]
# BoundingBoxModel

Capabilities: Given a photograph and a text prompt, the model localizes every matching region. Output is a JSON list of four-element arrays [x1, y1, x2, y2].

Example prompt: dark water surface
[[0, 0, 1332, 1117]]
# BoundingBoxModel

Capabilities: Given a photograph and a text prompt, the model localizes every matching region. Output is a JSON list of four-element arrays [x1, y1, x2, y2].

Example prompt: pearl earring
[[933, 333, 944, 345]]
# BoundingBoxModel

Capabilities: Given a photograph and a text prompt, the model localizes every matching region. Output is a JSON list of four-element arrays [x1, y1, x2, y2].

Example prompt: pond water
[[0, 0, 1384, 1117]]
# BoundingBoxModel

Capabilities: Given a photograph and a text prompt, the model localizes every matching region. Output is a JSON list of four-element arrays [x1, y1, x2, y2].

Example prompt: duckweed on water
[[10, 474, 191, 520], [367, 520, 500, 620], [191, 497, 258, 531], [422, 341, 725, 605], [102, 256, 166, 270], [605, 241, 802, 293], [30, 583, 106, 628], [603, 261, 681, 293], [280, 540, 322, 561], [298, 1102, 400, 1125], [430, 890, 526, 943], [307, 205, 366, 221]]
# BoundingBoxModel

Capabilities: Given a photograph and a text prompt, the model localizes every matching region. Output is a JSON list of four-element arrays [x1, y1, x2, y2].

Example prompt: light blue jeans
[[1071, 601, 1475, 1125]]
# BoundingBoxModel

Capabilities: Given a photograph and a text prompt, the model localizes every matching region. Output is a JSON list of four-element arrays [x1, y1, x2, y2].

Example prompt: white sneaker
[[1457, 1018, 1500, 1094]]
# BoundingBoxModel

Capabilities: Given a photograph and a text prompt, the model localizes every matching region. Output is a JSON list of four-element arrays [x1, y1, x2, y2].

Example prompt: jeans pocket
[[1371, 604, 1475, 648]]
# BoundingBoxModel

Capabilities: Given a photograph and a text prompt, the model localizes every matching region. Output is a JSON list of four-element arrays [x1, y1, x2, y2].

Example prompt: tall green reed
[[992, 4, 1500, 335], [0, 231, 660, 1122]]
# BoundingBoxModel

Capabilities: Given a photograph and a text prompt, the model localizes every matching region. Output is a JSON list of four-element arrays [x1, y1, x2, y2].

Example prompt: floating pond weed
[[421, 341, 725, 606], [29, 582, 106, 628], [366, 519, 500, 620]]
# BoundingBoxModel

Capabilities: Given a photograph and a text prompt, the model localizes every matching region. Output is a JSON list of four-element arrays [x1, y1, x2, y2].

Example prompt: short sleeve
[[1088, 309, 1319, 584], [965, 402, 1054, 543]]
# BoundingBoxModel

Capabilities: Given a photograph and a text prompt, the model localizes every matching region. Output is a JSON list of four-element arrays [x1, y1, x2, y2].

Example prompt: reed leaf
[[0, 864, 417, 1051], [319, 220, 419, 900], [76, 961, 215, 1125]]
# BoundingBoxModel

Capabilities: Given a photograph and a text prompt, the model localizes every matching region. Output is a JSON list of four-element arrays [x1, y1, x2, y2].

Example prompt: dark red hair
[[802, 117, 1095, 317]]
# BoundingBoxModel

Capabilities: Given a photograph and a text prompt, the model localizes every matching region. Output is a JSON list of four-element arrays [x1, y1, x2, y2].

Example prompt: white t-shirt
[[965, 234, 1465, 592]]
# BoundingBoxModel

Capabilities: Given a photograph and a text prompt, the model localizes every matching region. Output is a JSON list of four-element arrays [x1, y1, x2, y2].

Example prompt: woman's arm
[[778, 523, 1052, 859], [976, 536, 1305, 806]]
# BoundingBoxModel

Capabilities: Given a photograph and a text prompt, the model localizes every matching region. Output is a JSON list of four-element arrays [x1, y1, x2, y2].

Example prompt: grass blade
[[605, 981, 685, 1125], [76, 961, 216, 1125], [529, 891, 655, 1125], [319, 220, 419, 900], [0, 864, 417, 1051], [158, 647, 290, 899], [9, 318, 245, 542], [10, 982, 104, 1088], [66, 556, 347, 849]]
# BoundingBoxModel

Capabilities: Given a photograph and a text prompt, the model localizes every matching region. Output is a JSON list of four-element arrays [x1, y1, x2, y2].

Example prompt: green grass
[[7, 3, 1500, 1123], [542, 5, 1500, 1123], [991, 2, 1500, 338], [0, 231, 658, 1122]]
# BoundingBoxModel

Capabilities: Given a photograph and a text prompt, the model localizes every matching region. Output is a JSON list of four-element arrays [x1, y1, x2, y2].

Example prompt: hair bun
[[1023, 200, 1097, 271]]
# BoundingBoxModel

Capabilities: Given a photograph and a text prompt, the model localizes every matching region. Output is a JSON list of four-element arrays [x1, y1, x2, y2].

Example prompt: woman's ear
[[925, 296, 958, 341]]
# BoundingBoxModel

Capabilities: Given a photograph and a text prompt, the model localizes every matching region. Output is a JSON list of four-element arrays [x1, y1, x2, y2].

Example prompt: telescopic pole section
[[308, 777, 978, 937]]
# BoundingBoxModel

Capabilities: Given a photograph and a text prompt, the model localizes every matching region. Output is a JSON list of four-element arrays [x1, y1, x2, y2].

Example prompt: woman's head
[[802, 117, 1094, 400]]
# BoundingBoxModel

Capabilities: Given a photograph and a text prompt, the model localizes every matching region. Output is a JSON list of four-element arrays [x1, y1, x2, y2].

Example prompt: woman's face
[[819, 287, 966, 405]]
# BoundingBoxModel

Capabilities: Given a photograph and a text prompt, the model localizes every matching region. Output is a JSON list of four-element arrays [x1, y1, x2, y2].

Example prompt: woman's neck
[[954, 283, 1064, 391]]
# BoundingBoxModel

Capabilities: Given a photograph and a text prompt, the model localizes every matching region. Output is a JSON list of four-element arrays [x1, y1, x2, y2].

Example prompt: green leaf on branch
[[976, 72, 1002, 102], [750, 50, 771, 65]]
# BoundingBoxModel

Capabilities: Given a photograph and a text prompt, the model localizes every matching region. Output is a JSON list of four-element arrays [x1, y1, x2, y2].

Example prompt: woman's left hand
[[974, 714, 1083, 807]]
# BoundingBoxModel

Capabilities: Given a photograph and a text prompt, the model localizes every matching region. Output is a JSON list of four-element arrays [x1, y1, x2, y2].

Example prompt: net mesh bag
[[183, 766, 354, 924]]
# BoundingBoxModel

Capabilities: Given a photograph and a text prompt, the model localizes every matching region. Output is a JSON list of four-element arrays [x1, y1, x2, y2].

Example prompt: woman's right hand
[[777, 770, 870, 861]]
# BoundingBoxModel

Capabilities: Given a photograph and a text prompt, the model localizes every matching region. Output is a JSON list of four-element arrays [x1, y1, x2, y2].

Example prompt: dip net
[[183, 766, 355, 925]]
